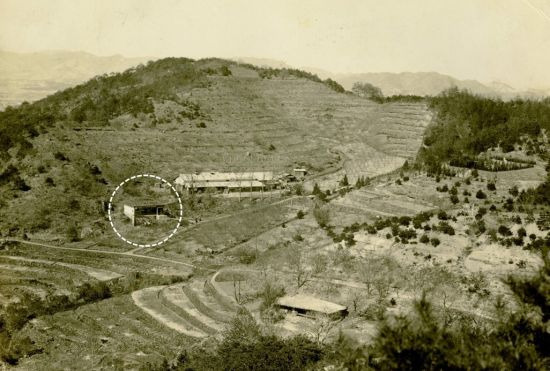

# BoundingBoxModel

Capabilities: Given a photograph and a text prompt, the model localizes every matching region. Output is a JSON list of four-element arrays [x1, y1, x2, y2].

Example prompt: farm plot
[[1, 242, 193, 277], [130, 273, 240, 340], [0, 255, 93, 304], [14, 295, 193, 370], [150, 197, 311, 258], [331, 182, 437, 226]]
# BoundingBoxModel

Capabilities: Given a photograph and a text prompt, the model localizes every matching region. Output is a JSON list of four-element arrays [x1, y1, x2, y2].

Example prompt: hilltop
[[0, 50, 151, 109], [0, 57, 432, 239]]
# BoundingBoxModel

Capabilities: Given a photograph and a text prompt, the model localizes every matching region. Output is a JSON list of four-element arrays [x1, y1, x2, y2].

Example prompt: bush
[[77, 281, 111, 302], [66, 225, 79, 242], [498, 225, 512, 236], [293, 234, 304, 242], [54, 151, 68, 161], [437, 221, 455, 235], [420, 234, 430, 244], [487, 182, 496, 191], [430, 238, 440, 247], [313, 206, 330, 228], [476, 190, 487, 199], [296, 210, 305, 219], [44, 177, 55, 187]]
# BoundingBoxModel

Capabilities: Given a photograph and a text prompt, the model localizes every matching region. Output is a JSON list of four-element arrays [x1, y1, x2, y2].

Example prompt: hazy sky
[[1, 0, 550, 89]]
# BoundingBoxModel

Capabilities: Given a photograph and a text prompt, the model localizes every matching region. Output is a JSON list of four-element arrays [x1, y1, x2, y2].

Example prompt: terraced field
[[332, 176, 440, 226], [145, 196, 312, 258], [34, 71, 432, 190], [15, 295, 193, 370], [131, 272, 239, 339]]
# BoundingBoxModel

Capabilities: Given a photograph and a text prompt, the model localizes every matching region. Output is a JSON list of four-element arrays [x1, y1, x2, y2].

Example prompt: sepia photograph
[[0, 0, 549, 369]]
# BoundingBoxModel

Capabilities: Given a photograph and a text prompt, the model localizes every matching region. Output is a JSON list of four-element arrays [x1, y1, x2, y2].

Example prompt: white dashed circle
[[107, 174, 183, 248]]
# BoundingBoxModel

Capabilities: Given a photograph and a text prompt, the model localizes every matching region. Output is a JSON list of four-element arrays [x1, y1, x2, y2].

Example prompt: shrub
[[450, 194, 459, 204], [487, 182, 496, 191], [476, 190, 487, 199], [296, 210, 305, 219], [54, 151, 68, 161], [258, 282, 285, 313], [438, 221, 455, 235], [399, 229, 417, 240], [313, 206, 330, 228], [498, 225, 512, 236], [420, 234, 430, 244], [293, 234, 304, 242], [293, 183, 304, 195], [398, 216, 411, 226], [437, 210, 449, 220], [66, 225, 79, 242], [13, 177, 30, 191], [77, 281, 111, 302], [430, 238, 440, 247], [44, 177, 55, 187]]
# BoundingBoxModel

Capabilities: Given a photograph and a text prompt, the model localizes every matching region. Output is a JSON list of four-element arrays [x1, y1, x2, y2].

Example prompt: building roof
[[276, 294, 347, 315], [124, 200, 176, 208], [189, 180, 265, 188], [175, 171, 274, 184]]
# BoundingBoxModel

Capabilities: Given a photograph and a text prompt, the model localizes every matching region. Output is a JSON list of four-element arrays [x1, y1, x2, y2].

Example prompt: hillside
[[0, 58, 432, 239], [0, 50, 150, 109]]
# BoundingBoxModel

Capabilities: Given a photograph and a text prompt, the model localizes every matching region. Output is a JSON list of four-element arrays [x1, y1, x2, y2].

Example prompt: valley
[[0, 58, 548, 369]]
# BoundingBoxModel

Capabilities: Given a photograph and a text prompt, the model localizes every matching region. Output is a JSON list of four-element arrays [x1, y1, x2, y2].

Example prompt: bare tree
[[287, 249, 311, 288], [312, 253, 327, 275], [350, 290, 362, 312], [231, 272, 247, 304], [311, 314, 341, 344]]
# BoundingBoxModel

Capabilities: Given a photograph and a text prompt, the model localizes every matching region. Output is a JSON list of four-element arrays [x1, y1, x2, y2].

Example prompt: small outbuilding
[[293, 168, 308, 178], [123, 202, 175, 226], [275, 294, 348, 319]]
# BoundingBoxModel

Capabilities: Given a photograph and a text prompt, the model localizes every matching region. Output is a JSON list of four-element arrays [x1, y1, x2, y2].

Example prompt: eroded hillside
[[0, 58, 431, 238]]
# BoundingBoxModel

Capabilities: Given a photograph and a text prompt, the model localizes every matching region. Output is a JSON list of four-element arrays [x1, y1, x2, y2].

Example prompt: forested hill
[[419, 88, 550, 173]]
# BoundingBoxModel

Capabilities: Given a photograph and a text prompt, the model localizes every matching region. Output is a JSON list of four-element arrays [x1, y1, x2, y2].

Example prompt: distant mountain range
[[0, 50, 151, 109], [0, 52, 547, 110], [236, 57, 550, 100]]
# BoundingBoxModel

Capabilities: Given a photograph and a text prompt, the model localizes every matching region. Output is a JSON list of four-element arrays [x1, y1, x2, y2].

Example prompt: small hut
[[275, 294, 348, 319]]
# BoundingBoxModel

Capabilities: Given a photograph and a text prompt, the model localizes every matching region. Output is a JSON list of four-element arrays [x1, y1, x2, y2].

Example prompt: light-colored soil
[[0, 255, 122, 281], [131, 286, 206, 338]]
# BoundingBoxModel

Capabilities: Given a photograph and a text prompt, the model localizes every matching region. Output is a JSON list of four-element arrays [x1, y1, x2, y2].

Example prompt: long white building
[[175, 171, 274, 193]]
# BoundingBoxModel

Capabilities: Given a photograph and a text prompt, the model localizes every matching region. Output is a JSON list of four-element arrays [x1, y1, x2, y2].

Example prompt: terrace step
[[131, 286, 206, 338], [204, 271, 241, 313], [183, 280, 235, 323], [160, 284, 224, 335]]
